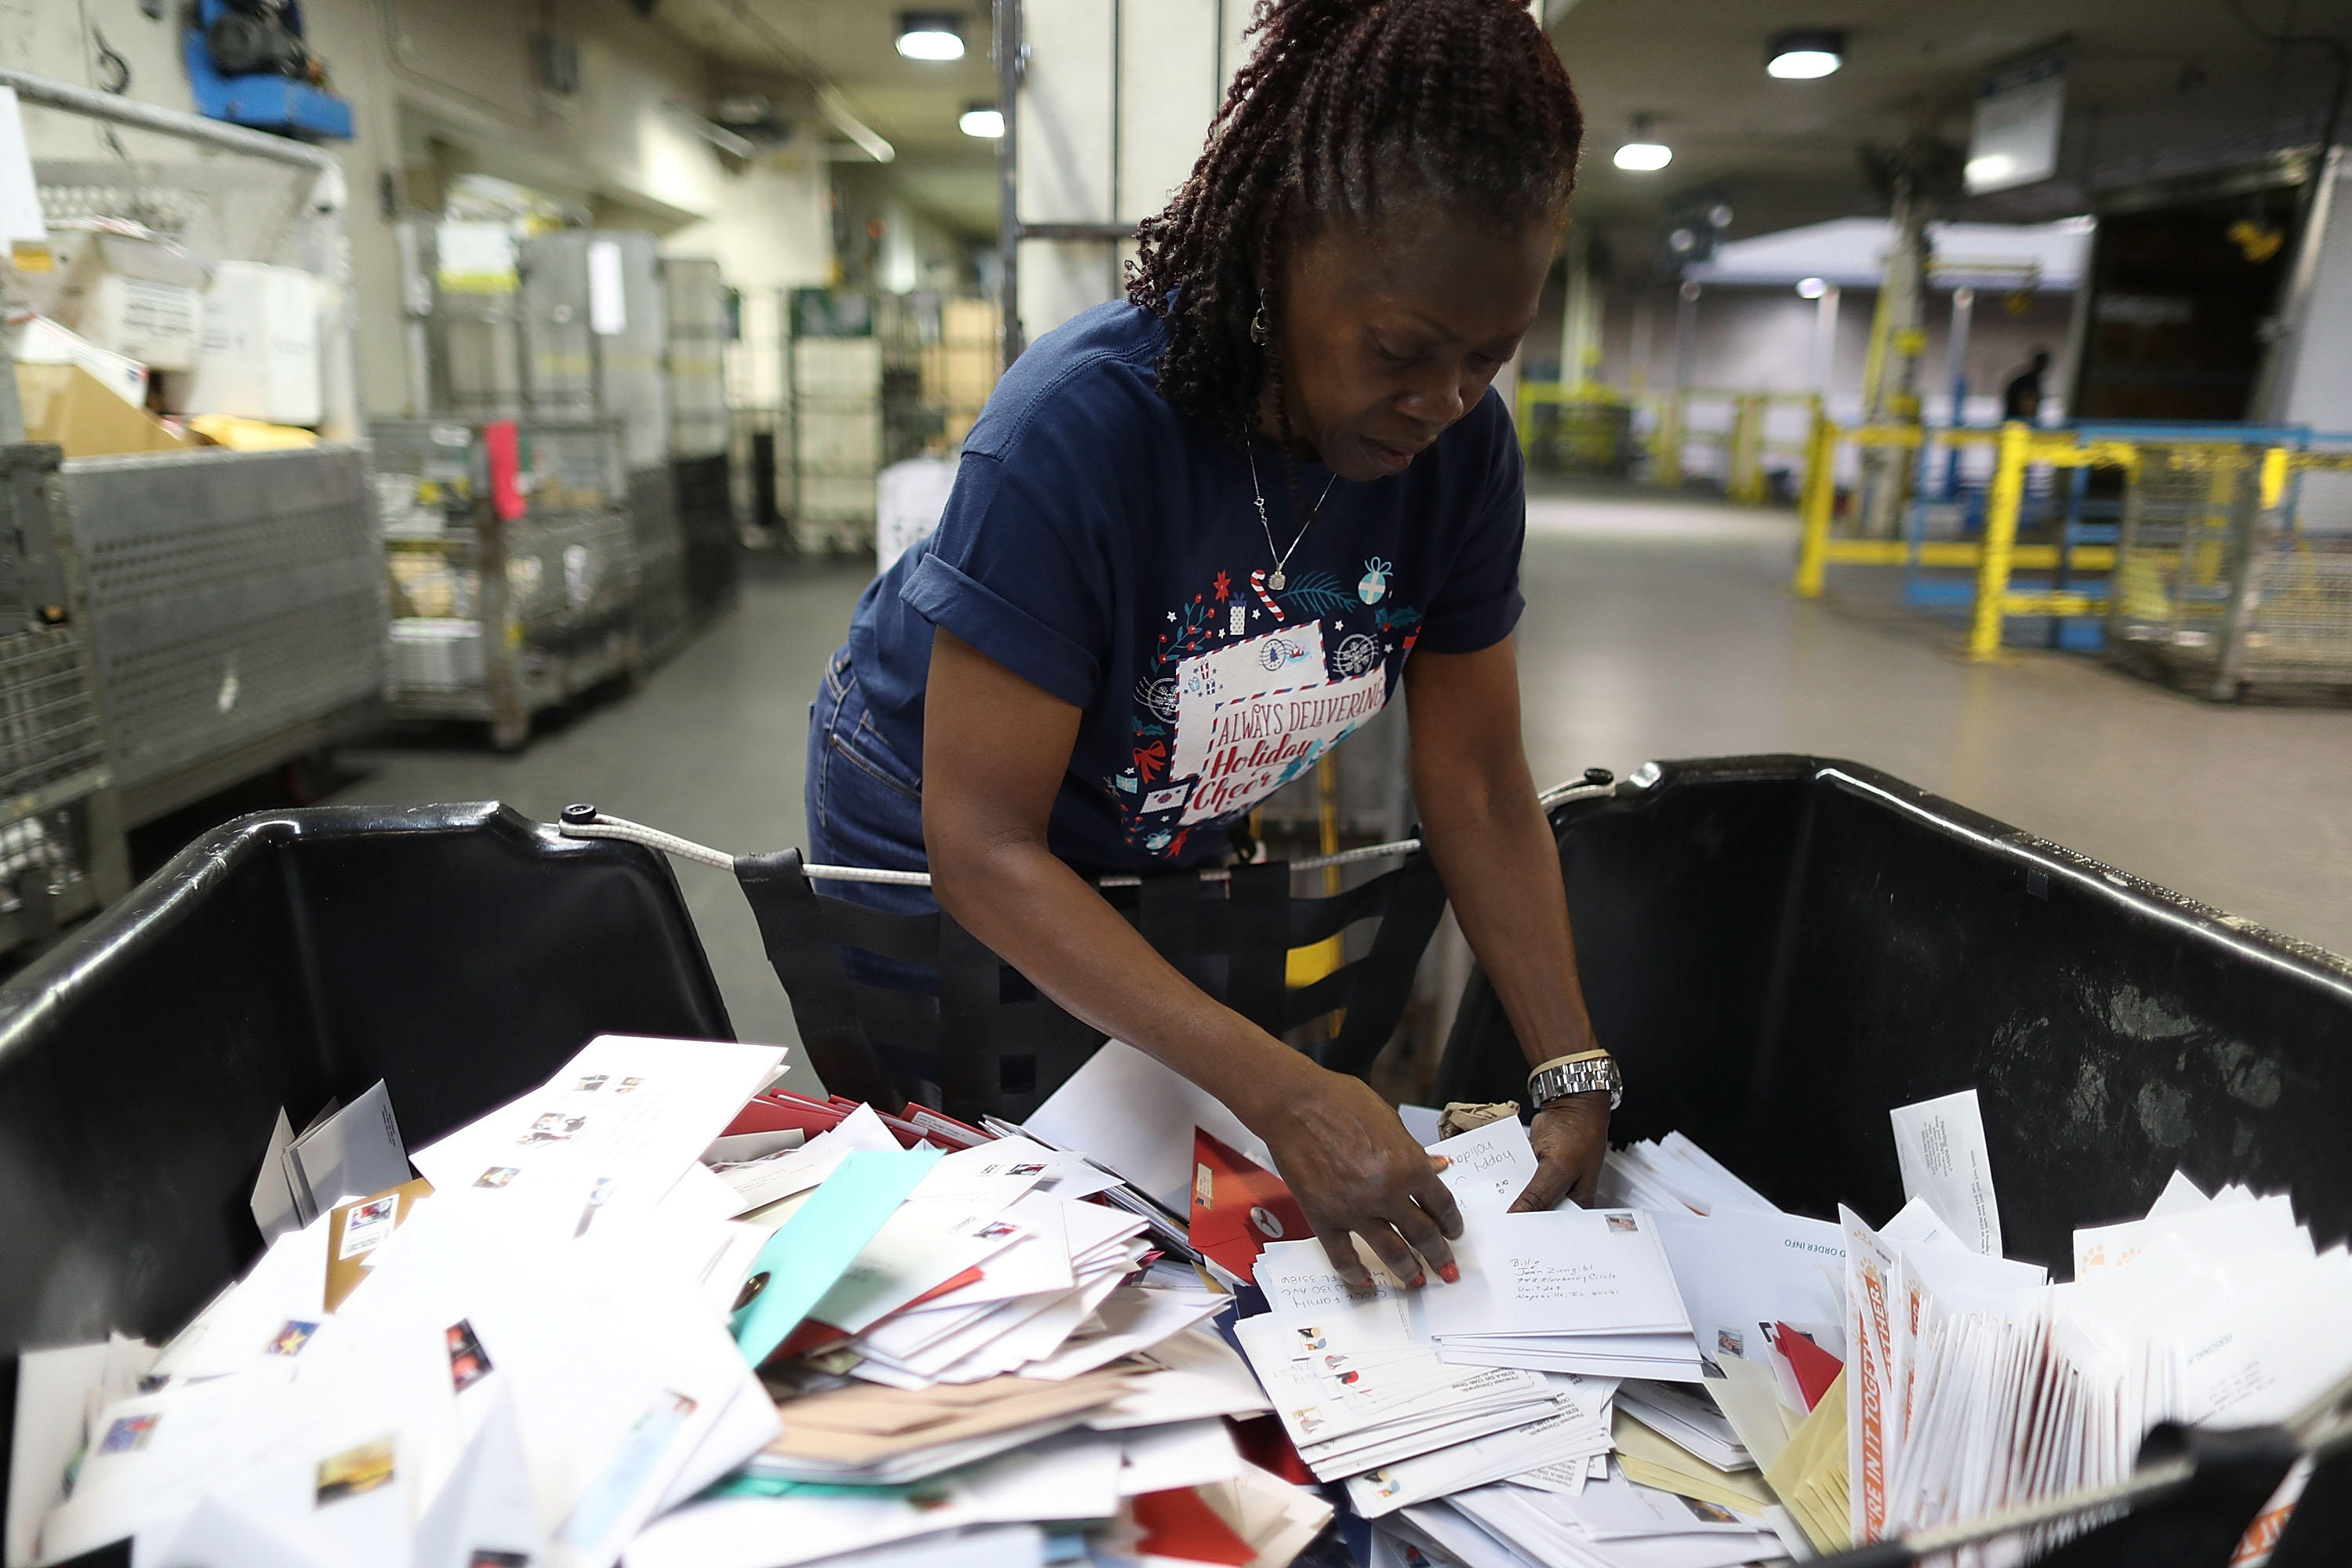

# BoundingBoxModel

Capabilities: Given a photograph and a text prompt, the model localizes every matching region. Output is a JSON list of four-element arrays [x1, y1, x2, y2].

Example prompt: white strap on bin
[[554, 775, 1618, 887]]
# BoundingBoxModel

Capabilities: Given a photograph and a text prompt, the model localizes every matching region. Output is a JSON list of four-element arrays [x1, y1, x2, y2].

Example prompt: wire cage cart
[[519, 230, 692, 667], [5, 67, 387, 826], [0, 443, 129, 958], [788, 289, 883, 554], [2106, 442, 2352, 699], [372, 419, 641, 750], [662, 257, 740, 623]]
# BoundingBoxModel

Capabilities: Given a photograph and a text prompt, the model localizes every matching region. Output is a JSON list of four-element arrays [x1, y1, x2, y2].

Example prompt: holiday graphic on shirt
[[1116, 560, 1421, 858]]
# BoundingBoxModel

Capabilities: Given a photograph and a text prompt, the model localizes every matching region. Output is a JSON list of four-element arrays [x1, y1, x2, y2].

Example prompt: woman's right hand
[[1247, 1057, 1464, 1290]]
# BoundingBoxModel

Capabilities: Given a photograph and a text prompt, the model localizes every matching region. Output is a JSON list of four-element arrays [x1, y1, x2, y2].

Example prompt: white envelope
[[411, 1036, 787, 1209], [1018, 1286, 1225, 1382], [1427, 1119, 1541, 1214], [287, 1081, 410, 1222], [1023, 1039, 1273, 1212], [1889, 1090, 2003, 1258], [1417, 1209, 1695, 1341], [1646, 1206, 1846, 1367]]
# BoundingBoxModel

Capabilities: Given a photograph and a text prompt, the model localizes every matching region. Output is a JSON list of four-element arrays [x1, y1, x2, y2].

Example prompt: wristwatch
[[1527, 1051, 1622, 1112]]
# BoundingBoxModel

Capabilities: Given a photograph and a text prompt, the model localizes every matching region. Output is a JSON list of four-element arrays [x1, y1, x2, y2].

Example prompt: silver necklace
[[1247, 448, 1339, 591]]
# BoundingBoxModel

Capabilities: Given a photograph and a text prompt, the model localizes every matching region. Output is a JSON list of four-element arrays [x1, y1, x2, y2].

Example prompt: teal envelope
[[730, 1146, 942, 1367]]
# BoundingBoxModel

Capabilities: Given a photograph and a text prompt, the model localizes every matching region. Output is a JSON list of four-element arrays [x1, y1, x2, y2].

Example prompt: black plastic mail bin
[[1439, 754, 2352, 1269], [1438, 755, 2352, 1565], [5, 767, 2349, 1564], [0, 804, 728, 1385]]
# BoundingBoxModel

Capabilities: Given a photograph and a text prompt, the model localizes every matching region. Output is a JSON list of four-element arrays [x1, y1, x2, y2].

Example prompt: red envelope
[[1770, 1320, 1846, 1412], [1131, 1487, 1254, 1566], [1229, 1413, 1316, 1487], [722, 1093, 848, 1139], [1189, 1128, 1308, 1284]]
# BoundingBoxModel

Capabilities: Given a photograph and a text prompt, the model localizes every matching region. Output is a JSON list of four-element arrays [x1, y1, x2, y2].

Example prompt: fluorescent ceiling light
[[1797, 277, 1828, 299], [896, 11, 965, 60], [960, 103, 1004, 139], [1615, 114, 1670, 172], [1766, 29, 1845, 79], [1967, 154, 2017, 185], [1768, 49, 1840, 78]]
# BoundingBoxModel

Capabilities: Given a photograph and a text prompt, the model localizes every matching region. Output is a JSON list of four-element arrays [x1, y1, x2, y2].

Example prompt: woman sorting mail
[[806, 0, 1617, 1294]]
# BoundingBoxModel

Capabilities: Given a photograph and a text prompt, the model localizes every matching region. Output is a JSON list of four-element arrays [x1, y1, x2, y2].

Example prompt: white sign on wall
[[1968, 56, 2067, 195]]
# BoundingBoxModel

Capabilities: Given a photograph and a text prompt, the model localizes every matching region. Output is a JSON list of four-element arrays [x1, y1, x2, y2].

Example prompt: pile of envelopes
[[18, 1031, 2352, 1568], [1840, 1152, 2352, 1552], [1232, 1114, 1804, 1568], [8, 1035, 1327, 1568]]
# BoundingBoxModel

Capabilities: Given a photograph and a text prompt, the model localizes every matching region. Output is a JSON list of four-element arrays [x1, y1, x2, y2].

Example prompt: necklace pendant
[[1267, 570, 1286, 590]]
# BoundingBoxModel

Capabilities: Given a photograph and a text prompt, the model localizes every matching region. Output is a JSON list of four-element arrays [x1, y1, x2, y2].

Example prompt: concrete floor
[[322, 484, 2352, 1074]]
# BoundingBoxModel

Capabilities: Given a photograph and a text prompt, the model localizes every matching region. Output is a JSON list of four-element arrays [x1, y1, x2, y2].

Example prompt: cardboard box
[[5, 230, 209, 370], [87, 274, 204, 372], [17, 362, 192, 459], [12, 312, 147, 407], [184, 261, 321, 426], [942, 298, 999, 348]]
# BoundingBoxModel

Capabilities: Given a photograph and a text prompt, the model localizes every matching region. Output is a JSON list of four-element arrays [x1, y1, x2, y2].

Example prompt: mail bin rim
[[1581, 752, 2352, 1000], [0, 800, 700, 1057]]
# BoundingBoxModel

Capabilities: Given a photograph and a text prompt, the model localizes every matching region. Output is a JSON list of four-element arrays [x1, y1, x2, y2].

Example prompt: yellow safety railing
[[1514, 379, 1635, 474], [1642, 388, 1821, 503], [1515, 379, 1621, 425], [1794, 417, 2141, 660], [1967, 424, 2141, 659]]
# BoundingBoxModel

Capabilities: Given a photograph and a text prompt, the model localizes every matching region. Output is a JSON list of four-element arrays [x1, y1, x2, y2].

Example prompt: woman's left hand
[[1508, 1091, 1610, 1212]]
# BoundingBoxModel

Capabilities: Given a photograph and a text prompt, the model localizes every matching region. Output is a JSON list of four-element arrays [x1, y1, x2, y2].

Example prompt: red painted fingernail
[[1409, 1273, 1426, 1289], [1439, 1263, 1461, 1284]]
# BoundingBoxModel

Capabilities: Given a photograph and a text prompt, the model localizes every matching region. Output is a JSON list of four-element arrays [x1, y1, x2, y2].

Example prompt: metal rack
[[5, 66, 383, 826], [372, 419, 641, 749], [56, 445, 385, 822], [518, 230, 691, 664], [0, 443, 129, 958]]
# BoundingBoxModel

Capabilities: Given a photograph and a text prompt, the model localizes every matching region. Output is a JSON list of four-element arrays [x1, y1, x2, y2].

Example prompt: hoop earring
[[1250, 304, 1269, 345]]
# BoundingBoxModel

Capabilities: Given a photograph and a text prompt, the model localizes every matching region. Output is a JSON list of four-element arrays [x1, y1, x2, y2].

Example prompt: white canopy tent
[[1683, 215, 2095, 292]]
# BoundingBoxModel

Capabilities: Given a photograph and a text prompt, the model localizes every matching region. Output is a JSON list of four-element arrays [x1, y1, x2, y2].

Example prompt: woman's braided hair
[[1127, 0, 1583, 448]]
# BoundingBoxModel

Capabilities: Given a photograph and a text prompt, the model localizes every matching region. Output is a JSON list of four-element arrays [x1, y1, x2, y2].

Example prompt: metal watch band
[[1528, 1054, 1622, 1112]]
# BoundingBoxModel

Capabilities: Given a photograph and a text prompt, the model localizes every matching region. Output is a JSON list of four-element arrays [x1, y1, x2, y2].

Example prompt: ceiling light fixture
[[896, 10, 965, 61], [1797, 277, 1828, 299], [1614, 114, 1671, 172], [1766, 28, 1845, 79], [960, 101, 1004, 139]]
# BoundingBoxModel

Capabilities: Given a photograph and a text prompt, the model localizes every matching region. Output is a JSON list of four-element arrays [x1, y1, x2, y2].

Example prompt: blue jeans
[[805, 648, 940, 967]]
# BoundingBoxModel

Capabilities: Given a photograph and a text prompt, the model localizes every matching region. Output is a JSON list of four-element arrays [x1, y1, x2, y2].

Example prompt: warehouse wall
[[2267, 161, 2352, 428], [2, 0, 834, 418], [833, 162, 981, 295], [1591, 284, 2080, 425]]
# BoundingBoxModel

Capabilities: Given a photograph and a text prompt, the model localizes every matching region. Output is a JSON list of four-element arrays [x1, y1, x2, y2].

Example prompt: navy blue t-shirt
[[844, 299, 1526, 876]]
